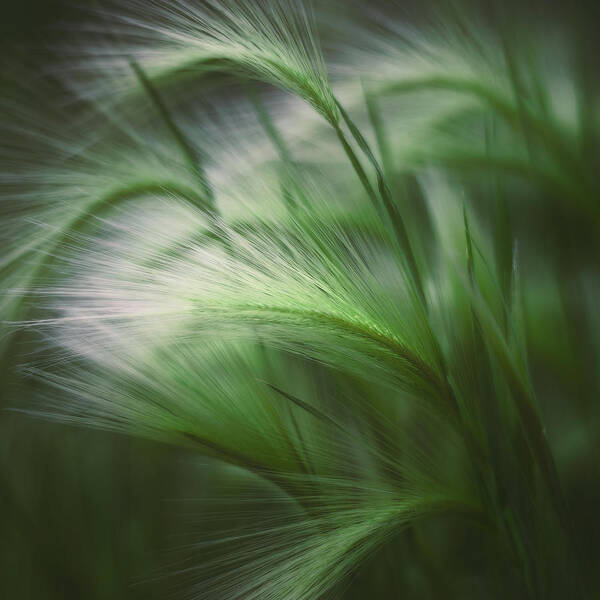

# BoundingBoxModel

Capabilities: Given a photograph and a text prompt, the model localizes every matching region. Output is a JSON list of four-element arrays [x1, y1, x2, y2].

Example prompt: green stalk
[[129, 59, 216, 211], [246, 82, 299, 210], [467, 262, 587, 598], [464, 207, 539, 597], [363, 87, 394, 182], [247, 84, 295, 167], [331, 101, 426, 309]]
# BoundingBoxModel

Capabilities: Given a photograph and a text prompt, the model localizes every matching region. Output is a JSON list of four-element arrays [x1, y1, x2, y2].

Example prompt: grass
[[1, 0, 599, 598]]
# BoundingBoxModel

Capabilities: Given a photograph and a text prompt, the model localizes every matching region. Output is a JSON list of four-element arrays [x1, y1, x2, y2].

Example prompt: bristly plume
[[60, 0, 340, 124], [2, 0, 598, 598]]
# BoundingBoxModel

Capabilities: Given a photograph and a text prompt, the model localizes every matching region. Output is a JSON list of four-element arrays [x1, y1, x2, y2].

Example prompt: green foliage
[[1, 1, 599, 598]]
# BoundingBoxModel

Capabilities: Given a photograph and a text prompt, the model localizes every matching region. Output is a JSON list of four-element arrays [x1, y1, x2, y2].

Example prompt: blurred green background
[[2, 1, 599, 598]]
